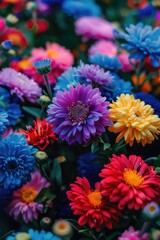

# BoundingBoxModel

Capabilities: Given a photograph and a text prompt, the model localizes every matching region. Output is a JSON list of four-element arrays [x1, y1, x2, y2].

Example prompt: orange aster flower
[[108, 94, 160, 146]]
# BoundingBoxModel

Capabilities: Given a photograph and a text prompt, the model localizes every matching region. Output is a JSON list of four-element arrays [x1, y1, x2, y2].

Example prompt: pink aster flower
[[6, 170, 50, 223], [88, 40, 118, 57], [118, 52, 136, 72], [75, 17, 115, 41], [0, 68, 42, 102], [118, 226, 149, 240]]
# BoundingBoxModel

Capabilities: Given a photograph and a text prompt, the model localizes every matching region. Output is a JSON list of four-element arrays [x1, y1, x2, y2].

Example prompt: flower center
[[47, 50, 59, 58], [8, 33, 21, 45], [149, 206, 156, 212], [68, 101, 89, 123], [87, 190, 102, 207], [20, 186, 38, 204], [5, 159, 17, 170], [123, 169, 144, 187]]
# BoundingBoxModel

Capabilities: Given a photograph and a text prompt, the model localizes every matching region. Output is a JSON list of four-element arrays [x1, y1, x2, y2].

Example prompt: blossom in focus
[[0, 134, 36, 189], [88, 40, 118, 57], [7, 170, 50, 223], [0, 68, 42, 102], [67, 177, 120, 231], [19, 118, 58, 150], [47, 84, 112, 144], [108, 94, 160, 146], [118, 226, 149, 240], [75, 16, 115, 41], [99, 154, 160, 210]]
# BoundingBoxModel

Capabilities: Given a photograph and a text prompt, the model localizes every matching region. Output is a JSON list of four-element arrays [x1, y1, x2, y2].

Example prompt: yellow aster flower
[[108, 94, 160, 146]]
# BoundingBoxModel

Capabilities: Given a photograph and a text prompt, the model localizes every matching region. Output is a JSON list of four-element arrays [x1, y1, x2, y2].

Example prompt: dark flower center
[[68, 101, 89, 123], [6, 159, 18, 170]]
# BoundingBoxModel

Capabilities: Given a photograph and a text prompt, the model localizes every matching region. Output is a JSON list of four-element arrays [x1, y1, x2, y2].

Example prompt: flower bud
[[143, 201, 160, 220], [52, 219, 73, 239], [35, 151, 48, 162], [15, 233, 31, 240], [6, 14, 18, 25], [33, 59, 51, 75], [39, 95, 51, 105], [40, 216, 52, 229], [57, 156, 66, 164], [26, 1, 37, 11]]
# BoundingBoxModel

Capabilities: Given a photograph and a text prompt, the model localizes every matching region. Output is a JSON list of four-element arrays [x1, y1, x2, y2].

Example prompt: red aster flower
[[26, 19, 49, 35], [67, 177, 120, 232], [99, 154, 160, 210], [19, 118, 58, 150]]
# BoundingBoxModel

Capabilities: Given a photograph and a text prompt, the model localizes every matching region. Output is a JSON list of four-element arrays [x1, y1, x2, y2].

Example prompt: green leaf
[[103, 143, 111, 151], [22, 106, 41, 118], [91, 142, 99, 153], [34, 187, 56, 204], [155, 167, 160, 174]]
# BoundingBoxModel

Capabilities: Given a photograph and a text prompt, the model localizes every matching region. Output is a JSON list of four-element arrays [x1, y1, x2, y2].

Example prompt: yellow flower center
[[149, 206, 156, 212], [8, 33, 21, 45], [123, 169, 144, 187], [87, 190, 102, 207], [47, 50, 59, 58], [20, 186, 38, 204]]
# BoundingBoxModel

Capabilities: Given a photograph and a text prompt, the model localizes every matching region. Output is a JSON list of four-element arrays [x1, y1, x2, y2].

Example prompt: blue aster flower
[[0, 188, 12, 211], [77, 152, 102, 187], [100, 73, 133, 102], [33, 58, 51, 75], [89, 53, 122, 70], [62, 0, 101, 18], [0, 134, 36, 190], [114, 23, 160, 67], [6, 229, 61, 240], [1, 40, 13, 50], [135, 92, 160, 117], [54, 67, 82, 93], [0, 109, 9, 134]]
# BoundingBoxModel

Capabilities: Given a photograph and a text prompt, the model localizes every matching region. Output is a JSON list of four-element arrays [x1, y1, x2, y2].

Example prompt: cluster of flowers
[[0, 0, 160, 240]]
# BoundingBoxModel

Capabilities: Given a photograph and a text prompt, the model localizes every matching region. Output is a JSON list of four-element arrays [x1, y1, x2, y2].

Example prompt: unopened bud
[[40, 216, 52, 229], [57, 156, 66, 164], [35, 151, 48, 161], [15, 233, 31, 240], [26, 1, 37, 11], [6, 14, 18, 25], [39, 95, 51, 104]]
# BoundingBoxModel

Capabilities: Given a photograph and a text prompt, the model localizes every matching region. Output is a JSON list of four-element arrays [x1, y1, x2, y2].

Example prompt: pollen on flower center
[[87, 190, 102, 207], [20, 186, 38, 203], [123, 169, 144, 187], [68, 101, 89, 123], [47, 50, 59, 58]]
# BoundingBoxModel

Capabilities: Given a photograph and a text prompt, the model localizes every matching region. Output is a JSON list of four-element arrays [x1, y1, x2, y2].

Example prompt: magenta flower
[[6, 170, 50, 223], [0, 68, 42, 102], [88, 40, 117, 57], [47, 84, 111, 144], [118, 226, 149, 240], [75, 17, 115, 41]]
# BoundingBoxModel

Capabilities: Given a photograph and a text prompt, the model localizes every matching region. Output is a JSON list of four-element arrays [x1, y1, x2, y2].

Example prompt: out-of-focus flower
[[0, 28, 28, 48], [26, 19, 49, 35], [100, 154, 160, 210], [0, 109, 9, 134], [0, 17, 6, 32], [6, 228, 61, 240], [143, 202, 160, 219], [77, 62, 113, 85], [151, 229, 160, 240], [89, 53, 122, 70], [135, 92, 160, 117], [47, 84, 112, 144], [7, 170, 50, 223], [6, 14, 18, 25], [33, 58, 51, 75], [88, 40, 117, 57], [118, 226, 149, 240], [108, 94, 160, 146], [132, 73, 152, 93], [127, 0, 148, 9], [19, 118, 58, 150], [62, 0, 101, 18], [0, 68, 42, 102], [75, 16, 115, 41], [67, 177, 120, 231], [118, 52, 136, 72], [52, 219, 73, 238], [0, 134, 36, 189], [114, 23, 160, 67], [1, 40, 13, 50]]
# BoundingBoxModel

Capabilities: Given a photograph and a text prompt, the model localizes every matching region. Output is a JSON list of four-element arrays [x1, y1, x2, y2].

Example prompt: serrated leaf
[[22, 106, 41, 118]]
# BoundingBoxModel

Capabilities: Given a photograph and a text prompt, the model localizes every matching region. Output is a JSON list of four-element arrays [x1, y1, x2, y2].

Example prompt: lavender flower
[[47, 84, 111, 144], [0, 68, 42, 102]]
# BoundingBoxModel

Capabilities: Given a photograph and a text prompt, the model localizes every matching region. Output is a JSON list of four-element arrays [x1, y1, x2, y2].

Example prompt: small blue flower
[[0, 109, 9, 134], [114, 23, 160, 67], [62, 0, 101, 18], [143, 202, 160, 220], [33, 58, 51, 75], [54, 67, 82, 93], [89, 53, 122, 70], [135, 92, 160, 117], [6, 229, 62, 240], [0, 134, 36, 190], [1, 40, 13, 50]]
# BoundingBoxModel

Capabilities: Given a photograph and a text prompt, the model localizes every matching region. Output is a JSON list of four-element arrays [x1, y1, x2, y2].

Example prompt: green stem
[[145, 157, 157, 162], [135, 59, 145, 90], [43, 74, 52, 100]]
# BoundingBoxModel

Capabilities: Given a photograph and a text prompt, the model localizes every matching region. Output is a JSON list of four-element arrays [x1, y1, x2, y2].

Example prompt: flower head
[[75, 16, 115, 41], [77, 62, 113, 85], [33, 58, 51, 75], [52, 219, 73, 237], [114, 23, 160, 67], [7, 170, 50, 223], [1, 40, 13, 49], [0, 109, 9, 134], [67, 177, 120, 231], [99, 154, 160, 210], [47, 84, 111, 144], [88, 40, 118, 57], [0, 134, 36, 189], [6, 228, 61, 240], [19, 118, 58, 150], [143, 202, 160, 220], [0, 68, 42, 102], [118, 226, 149, 240], [108, 94, 160, 146]]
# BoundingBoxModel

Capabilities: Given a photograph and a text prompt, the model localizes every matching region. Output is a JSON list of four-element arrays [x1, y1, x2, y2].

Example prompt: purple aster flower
[[77, 62, 113, 85], [0, 68, 42, 102], [47, 84, 111, 144]]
